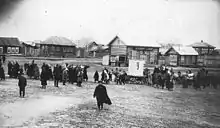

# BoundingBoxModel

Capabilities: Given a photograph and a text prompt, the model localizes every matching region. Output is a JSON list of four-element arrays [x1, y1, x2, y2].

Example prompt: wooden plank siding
[[110, 38, 127, 56], [39, 44, 76, 57]]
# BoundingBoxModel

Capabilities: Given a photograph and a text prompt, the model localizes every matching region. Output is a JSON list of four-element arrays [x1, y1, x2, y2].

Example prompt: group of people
[[150, 66, 175, 91], [8, 61, 22, 79], [93, 68, 128, 85], [39, 62, 88, 88]]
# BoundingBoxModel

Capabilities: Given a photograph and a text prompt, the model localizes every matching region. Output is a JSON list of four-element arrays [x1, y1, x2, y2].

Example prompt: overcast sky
[[0, 0, 219, 48]]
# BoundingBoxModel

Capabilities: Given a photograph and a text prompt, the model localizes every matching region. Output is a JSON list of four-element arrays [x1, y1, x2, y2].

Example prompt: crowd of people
[[93, 68, 128, 85], [0, 59, 218, 91]]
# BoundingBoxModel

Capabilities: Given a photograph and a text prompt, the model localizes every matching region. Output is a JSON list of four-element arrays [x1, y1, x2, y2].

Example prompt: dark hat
[[98, 81, 103, 84]]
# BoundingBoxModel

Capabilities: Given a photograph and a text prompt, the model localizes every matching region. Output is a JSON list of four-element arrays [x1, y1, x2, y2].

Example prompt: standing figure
[[8, 61, 12, 78], [120, 71, 127, 85], [72, 66, 77, 83], [93, 70, 99, 83], [77, 68, 83, 87], [62, 67, 68, 85], [53, 64, 61, 87], [2, 55, 6, 63], [109, 69, 113, 82], [40, 67, 49, 89], [14, 61, 20, 78], [83, 66, 88, 82], [93, 81, 112, 110], [0, 64, 5, 80], [18, 71, 27, 98]]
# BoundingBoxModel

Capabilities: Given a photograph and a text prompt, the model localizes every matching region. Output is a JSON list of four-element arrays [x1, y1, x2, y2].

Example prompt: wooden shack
[[165, 46, 198, 66], [107, 35, 160, 67], [107, 36, 127, 67], [22, 41, 40, 57], [39, 36, 76, 58], [0, 37, 22, 55], [189, 40, 216, 66]]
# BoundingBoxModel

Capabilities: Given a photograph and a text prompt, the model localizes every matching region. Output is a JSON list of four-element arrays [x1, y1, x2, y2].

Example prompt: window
[[12, 47, 16, 53], [15, 47, 19, 53], [0, 47, 3, 54], [55, 46, 60, 52], [7, 47, 12, 53], [51, 46, 55, 51]]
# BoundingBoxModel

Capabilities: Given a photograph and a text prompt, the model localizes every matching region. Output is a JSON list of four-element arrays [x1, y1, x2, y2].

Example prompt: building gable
[[111, 37, 126, 46], [165, 47, 178, 55]]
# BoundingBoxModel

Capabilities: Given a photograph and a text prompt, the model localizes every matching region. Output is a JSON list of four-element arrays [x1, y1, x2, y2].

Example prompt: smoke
[[0, 0, 24, 22]]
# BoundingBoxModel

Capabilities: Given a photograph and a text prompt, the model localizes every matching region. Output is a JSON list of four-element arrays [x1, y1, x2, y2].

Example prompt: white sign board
[[102, 55, 109, 66], [128, 59, 145, 76]]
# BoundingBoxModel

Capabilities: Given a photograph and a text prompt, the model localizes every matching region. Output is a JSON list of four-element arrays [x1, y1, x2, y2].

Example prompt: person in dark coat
[[0, 64, 5, 80], [68, 66, 73, 84], [83, 67, 88, 82], [8, 61, 12, 78], [62, 67, 68, 85], [14, 61, 20, 78], [40, 67, 49, 89], [2, 55, 5, 63], [93, 70, 99, 83], [18, 71, 27, 98], [53, 64, 61, 87], [72, 66, 77, 83], [93, 81, 112, 110], [77, 68, 83, 87]]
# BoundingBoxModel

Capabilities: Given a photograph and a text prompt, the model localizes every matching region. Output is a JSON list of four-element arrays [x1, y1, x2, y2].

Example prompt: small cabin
[[164, 46, 198, 67]]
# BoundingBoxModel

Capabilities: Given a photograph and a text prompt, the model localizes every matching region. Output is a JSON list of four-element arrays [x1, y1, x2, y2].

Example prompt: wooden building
[[189, 40, 216, 66], [21, 41, 40, 57], [39, 36, 76, 58], [107, 35, 160, 67], [90, 45, 109, 58], [107, 36, 127, 67], [164, 46, 198, 66], [0, 37, 22, 55], [127, 45, 159, 65]]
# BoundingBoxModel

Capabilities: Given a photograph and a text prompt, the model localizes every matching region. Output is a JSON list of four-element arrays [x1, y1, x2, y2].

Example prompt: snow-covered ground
[[0, 78, 220, 128]]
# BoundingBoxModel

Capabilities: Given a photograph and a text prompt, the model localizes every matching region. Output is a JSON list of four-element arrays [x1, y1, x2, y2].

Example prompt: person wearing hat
[[62, 67, 68, 85], [76, 68, 83, 87], [18, 70, 27, 98], [93, 81, 112, 110]]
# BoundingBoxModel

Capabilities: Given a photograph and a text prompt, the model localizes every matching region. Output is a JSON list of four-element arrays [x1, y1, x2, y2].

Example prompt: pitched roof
[[189, 40, 215, 48], [107, 34, 161, 48], [167, 46, 198, 56], [76, 38, 94, 48], [0, 37, 21, 47], [42, 36, 76, 46], [214, 49, 220, 54], [159, 48, 169, 55], [90, 45, 109, 52]]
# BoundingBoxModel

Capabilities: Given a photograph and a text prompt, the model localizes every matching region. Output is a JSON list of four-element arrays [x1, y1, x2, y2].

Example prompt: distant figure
[[18, 71, 27, 98], [62, 67, 68, 85], [83, 67, 88, 82], [77, 68, 83, 87], [93, 70, 99, 83], [8, 61, 12, 78], [0, 64, 5, 80], [93, 81, 112, 110], [2, 55, 6, 63], [40, 67, 49, 89], [53, 64, 61, 87]]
